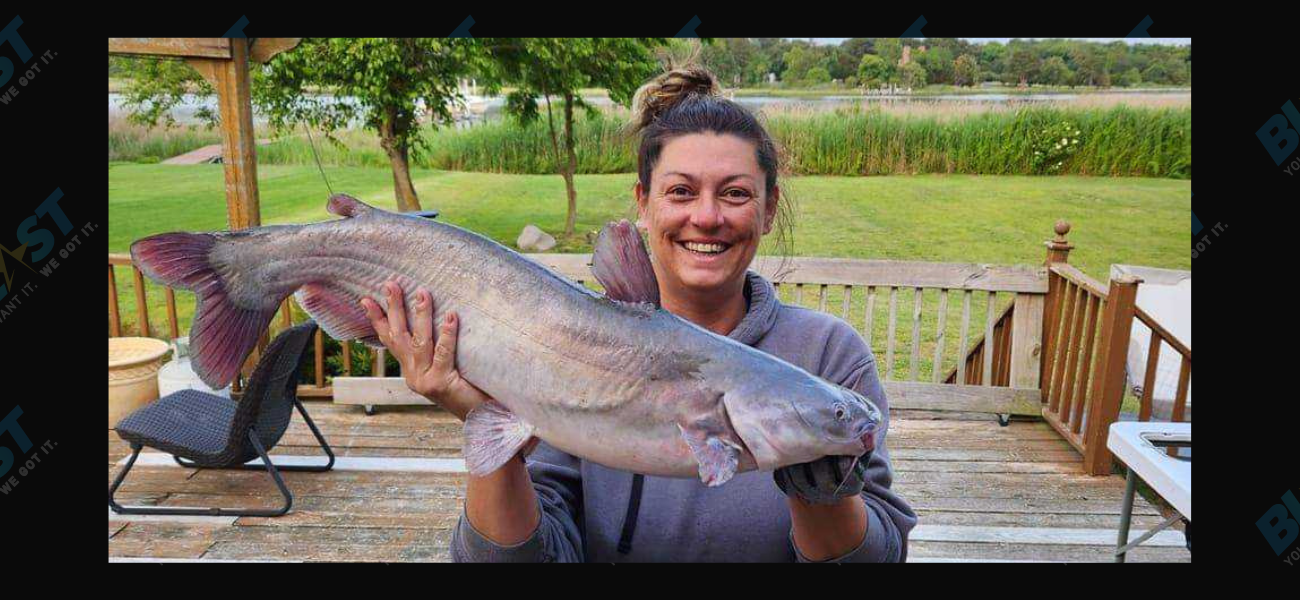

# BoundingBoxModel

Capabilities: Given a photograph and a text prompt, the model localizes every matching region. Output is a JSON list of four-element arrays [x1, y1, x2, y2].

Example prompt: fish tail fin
[[130, 232, 281, 389]]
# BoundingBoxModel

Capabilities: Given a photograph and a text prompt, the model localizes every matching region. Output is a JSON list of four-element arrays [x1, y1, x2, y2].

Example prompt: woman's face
[[636, 132, 778, 298]]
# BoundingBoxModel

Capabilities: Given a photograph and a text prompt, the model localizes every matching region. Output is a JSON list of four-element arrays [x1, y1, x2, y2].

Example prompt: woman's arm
[[787, 329, 918, 563], [452, 441, 586, 562]]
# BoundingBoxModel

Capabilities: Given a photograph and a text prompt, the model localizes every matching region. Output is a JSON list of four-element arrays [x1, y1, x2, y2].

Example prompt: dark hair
[[625, 60, 796, 266]]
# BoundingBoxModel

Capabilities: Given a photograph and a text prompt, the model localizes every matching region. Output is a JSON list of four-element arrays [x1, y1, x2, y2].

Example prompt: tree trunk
[[379, 106, 421, 212], [562, 91, 578, 237]]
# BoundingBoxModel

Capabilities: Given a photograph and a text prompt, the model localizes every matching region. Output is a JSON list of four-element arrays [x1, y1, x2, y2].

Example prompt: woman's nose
[[689, 195, 725, 229]]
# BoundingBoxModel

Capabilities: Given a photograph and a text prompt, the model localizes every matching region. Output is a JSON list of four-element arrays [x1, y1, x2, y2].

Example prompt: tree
[[842, 38, 875, 62], [953, 54, 980, 87], [1142, 61, 1169, 84], [900, 61, 927, 90], [805, 66, 831, 85], [916, 46, 954, 85], [875, 38, 903, 73], [827, 46, 859, 81], [857, 54, 889, 89], [782, 43, 825, 84], [485, 37, 666, 237], [701, 38, 756, 87], [1004, 41, 1036, 87], [1039, 56, 1072, 86], [1119, 67, 1142, 87]]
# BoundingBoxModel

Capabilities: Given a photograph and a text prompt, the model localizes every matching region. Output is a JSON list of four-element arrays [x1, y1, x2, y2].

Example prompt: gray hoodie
[[451, 270, 918, 562]]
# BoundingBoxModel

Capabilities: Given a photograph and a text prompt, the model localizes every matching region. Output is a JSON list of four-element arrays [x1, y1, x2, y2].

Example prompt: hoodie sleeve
[[451, 440, 586, 562], [793, 325, 920, 563]]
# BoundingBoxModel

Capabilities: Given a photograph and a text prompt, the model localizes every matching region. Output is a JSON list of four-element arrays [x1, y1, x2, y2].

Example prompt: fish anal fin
[[464, 400, 536, 476], [293, 283, 384, 347], [592, 219, 660, 306]]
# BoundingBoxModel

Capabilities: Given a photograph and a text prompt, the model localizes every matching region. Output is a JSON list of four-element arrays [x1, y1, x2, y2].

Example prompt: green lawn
[[108, 164, 1189, 387]]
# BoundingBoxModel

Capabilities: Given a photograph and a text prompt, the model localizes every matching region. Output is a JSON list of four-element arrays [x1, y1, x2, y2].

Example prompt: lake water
[[109, 89, 1191, 127]]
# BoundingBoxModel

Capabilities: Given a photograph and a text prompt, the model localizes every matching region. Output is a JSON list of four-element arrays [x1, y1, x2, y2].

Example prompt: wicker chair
[[109, 320, 334, 517]]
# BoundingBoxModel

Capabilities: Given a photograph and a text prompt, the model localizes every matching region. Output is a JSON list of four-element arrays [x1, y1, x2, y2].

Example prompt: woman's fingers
[[432, 310, 460, 374], [409, 288, 434, 375], [385, 280, 410, 340], [360, 297, 393, 348]]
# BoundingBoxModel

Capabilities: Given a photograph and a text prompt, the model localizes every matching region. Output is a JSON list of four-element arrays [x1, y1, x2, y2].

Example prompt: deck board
[[109, 400, 1189, 562]]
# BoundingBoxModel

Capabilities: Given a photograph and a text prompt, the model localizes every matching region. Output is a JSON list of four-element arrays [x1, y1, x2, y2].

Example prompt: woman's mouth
[[677, 240, 732, 261]]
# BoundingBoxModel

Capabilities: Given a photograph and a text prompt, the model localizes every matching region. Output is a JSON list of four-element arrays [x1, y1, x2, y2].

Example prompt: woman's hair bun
[[629, 64, 722, 134]]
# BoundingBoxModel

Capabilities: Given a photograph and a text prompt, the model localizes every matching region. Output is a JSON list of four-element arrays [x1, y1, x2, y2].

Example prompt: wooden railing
[[108, 252, 1048, 403], [943, 301, 1015, 387], [111, 220, 1188, 474], [1132, 305, 1192, 424]]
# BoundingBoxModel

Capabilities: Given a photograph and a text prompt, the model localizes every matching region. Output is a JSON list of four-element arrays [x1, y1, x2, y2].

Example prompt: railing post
[[1082, 274, 1142, 475], [1039, 220, 1073, 395]]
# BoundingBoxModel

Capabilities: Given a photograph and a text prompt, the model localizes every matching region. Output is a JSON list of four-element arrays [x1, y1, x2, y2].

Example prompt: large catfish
[[130, 194, 882, 486]]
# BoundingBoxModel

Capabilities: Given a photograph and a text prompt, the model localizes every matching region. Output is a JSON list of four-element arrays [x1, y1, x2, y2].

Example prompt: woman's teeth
[[682, 241, 728, 254]]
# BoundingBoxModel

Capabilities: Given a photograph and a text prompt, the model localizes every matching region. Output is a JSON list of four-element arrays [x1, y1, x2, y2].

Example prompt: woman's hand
[[360, 280, 488, 422]]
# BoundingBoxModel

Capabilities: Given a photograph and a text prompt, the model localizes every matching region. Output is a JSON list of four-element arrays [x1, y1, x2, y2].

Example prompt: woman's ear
[[762, 186, 779, 235], [634, 180, 649, 230]]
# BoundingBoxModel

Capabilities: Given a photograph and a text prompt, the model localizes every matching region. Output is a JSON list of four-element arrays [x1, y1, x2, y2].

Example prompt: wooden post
[[1039, 220, 1072, 395], [1009, 293, 1044, 390], [1081, 274, 1142, 475], [186, 39, 266, 383]]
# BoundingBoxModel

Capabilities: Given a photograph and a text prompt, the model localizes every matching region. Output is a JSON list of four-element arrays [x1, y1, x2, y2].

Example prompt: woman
[[360, 65, 917, 562]]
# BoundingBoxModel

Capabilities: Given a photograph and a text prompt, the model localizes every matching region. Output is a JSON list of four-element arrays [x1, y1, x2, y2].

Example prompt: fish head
[[722, 376, 882, 471], [791, 383, 883, 456]]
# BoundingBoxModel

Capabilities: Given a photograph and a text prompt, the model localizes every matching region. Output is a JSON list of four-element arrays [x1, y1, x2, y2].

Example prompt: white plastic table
[[1107, 421, 1191, 562]]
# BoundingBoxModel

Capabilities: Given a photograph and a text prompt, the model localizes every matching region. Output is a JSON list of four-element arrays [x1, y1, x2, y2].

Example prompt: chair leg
[[173, 398, 335, 472], [110, 432, 293, 517]]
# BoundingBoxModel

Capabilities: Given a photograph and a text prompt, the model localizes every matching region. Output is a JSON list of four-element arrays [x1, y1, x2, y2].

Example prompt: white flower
[[1071, 139, 1076, 144], [1056, 161, 1062, 166], [1075, 129, 1081, 135], [1061, 137, 1068, 145], [1035, 151, 1041, 155]]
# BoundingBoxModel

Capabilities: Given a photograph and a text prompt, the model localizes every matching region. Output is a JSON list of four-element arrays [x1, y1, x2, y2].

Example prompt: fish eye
[[834, 402, 847, 421]]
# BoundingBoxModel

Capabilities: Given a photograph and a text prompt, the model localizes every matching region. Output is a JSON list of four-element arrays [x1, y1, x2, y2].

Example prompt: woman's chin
[[677, 267, 738, 293]]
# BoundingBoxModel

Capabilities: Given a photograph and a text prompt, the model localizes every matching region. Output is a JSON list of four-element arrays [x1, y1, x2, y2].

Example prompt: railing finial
[[1044, 219, 1074, 265]]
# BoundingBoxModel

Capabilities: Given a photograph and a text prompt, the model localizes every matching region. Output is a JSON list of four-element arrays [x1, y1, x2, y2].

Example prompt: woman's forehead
[[654, 133, 761, 180]]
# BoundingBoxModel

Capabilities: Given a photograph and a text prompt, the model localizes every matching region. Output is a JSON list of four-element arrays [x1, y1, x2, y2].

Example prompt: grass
[[242, 102, 1190, 178], [108, 164, 1189, 384], [108, 115, 224, 163]]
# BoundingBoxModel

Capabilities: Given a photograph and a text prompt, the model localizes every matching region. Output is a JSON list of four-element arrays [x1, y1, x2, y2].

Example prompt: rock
[[517, 224, 556, 252]]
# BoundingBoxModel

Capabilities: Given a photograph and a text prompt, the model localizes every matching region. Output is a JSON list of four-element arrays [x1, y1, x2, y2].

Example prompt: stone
[[517, 224, 556, 252]]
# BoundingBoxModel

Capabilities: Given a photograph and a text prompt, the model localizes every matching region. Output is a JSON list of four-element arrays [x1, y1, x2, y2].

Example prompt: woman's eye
[[723, 189, 753, 203]]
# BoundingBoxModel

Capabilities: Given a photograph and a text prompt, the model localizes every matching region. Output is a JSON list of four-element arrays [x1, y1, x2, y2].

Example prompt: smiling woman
[[448, 59, 918, 563]]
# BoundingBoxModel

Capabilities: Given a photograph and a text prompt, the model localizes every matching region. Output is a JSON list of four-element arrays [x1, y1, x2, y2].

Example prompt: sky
[[806, 38, 1190, 46]]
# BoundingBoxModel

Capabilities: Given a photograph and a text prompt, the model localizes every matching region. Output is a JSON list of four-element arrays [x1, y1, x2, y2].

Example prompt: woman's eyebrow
[[662, 172, 756, 185]]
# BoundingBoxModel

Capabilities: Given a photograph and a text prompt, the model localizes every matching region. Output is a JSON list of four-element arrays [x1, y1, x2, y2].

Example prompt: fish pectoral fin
[[294, 283, 382, 347], [591, 219, 660, 306], [677, 423, 742, 487], [464, 400, 536, 476]]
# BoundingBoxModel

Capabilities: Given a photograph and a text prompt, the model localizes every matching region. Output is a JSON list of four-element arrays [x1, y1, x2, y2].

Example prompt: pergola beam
[[108, 38, 232, 59]]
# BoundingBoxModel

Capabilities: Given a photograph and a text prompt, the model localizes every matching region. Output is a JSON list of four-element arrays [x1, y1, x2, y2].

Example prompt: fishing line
[[302, 121, 334, 196]]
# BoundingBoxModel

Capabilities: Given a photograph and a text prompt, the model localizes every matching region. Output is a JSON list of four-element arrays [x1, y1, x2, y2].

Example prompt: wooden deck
[[108, 401, 1190, 562]]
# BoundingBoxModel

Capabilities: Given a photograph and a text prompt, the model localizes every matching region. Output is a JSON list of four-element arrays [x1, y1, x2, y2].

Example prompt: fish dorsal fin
[[592, 219, 660, 306], [326, 193, 378, 218]]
